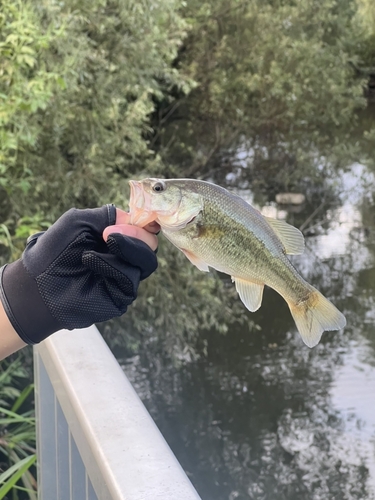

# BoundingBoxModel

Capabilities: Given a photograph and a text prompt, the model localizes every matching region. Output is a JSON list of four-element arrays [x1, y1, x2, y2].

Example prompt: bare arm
[[0, 301, 27, 359]]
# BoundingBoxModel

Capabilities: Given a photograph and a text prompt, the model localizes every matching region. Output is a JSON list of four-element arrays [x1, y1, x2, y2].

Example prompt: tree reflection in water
[[119, 164, 375, 500]]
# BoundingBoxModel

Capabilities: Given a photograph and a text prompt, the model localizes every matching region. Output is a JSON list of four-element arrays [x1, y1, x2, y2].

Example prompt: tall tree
[[155, 0, 368, 188]]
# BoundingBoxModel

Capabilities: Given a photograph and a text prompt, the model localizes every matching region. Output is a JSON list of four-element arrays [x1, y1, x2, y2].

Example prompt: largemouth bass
[[129, 178, 346, 347]]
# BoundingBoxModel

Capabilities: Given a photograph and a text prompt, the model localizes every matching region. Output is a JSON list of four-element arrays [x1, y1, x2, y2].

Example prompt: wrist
[[0, 262, 61, 344], [0, 296, 27, 359]]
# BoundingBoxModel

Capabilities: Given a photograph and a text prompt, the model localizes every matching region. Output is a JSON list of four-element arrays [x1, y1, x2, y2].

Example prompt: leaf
[[0, 407, 35, 424], [0, 454, 36, 498], [11, 385, 34, 414], [5, 34, 18, 44], [20, 46, 35, 55], [56, 76, 66, 89]]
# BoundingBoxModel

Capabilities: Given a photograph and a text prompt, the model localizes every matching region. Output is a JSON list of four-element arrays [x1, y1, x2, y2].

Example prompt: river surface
[[118, 162, 375, 500]]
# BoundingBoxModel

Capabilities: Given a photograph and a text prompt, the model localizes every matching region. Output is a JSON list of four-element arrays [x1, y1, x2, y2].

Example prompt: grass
[[0, 358, 36, 500]]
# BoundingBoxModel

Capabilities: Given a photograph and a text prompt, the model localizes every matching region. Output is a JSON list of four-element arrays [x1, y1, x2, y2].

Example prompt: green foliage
[[0, 215, 50, 261], [355, 0, 375, 38], [0, 0, 193, 221], [0, 0, 64, 194], [0, 360, 36, 500], [156, 0, 369, 189], [0, 0, 192, 245], [352, 0, 375, 67], [0, 454, 36, 500]]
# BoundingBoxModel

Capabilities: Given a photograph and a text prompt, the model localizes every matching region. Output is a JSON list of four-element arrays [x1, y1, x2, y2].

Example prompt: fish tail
[[287, 289, 346, 348]]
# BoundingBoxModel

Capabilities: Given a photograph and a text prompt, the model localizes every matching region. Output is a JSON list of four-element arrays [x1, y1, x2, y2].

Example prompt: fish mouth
[[129, 181, 144, 209], [129, 178, 186, 228], [128, 180, 157, 227]]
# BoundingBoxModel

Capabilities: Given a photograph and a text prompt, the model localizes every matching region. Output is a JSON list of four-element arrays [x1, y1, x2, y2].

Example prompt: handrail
[[34, 325, 202, 500]]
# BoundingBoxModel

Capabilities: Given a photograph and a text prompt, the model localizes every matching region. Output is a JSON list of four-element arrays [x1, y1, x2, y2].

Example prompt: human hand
[[0, 205, 158, 345], [103, 209, 160, 250]]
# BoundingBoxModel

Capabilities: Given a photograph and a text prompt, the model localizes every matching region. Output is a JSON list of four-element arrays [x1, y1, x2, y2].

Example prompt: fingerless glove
[[0, 205, 158, 344]]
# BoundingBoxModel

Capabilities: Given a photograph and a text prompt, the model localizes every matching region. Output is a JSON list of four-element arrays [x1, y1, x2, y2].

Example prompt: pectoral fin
[[181, 249, 210, 272], [265, 217, 305, 255], [233, 277, 264, 312]]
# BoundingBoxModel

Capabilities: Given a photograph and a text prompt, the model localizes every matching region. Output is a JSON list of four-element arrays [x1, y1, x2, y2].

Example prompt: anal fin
[[233, 277, 264, 312]]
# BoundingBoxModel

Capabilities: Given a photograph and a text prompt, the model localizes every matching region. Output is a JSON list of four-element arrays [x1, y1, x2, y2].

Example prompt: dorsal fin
[[265, 217, 305, 255]]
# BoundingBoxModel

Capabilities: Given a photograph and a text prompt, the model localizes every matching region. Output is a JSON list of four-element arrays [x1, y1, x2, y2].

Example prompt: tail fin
[[287, 290, 346, 348]]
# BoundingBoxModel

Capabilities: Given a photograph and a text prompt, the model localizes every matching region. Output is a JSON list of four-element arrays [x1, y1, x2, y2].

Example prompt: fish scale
[[162, 182, 308, 300]]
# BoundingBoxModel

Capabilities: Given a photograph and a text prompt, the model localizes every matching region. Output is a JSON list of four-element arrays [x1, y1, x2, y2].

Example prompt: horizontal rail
[[34, 325, 201, 500]]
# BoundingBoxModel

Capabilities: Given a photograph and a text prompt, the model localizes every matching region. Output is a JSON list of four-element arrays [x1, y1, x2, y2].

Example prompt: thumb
[[103, 224, 158, 252]]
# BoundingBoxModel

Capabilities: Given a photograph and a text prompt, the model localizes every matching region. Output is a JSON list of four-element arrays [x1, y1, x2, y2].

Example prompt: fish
[[128, 178, 346, 347]]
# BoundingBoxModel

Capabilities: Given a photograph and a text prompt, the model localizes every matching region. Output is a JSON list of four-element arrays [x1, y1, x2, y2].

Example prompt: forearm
[[0, 300, 26, 360]]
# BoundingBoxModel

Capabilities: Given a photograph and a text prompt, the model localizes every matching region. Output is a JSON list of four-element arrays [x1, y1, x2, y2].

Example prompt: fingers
[[105, 235, 158, 280], [103, 224, 159, 251], [115, 208, 161, 234], [102, 208, 160, 250]]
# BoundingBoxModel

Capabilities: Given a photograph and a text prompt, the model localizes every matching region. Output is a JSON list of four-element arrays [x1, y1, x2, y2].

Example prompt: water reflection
[[119, 163, 375, 500], [332, 338, 375, 493]]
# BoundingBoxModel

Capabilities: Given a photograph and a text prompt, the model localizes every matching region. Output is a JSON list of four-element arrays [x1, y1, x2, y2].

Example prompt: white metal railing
[[34, 325, 202, 500]]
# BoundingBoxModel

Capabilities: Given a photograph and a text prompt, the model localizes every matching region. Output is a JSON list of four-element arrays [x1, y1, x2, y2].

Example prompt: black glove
[[0, 205, 158, 344]]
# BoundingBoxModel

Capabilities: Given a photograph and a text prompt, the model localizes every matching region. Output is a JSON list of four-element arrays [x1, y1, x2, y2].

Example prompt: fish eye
[[152, 181, 166, 193]]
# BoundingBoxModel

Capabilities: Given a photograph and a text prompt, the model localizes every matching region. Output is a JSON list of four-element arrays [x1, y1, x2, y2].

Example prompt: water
[[119, 162, 375, 500]]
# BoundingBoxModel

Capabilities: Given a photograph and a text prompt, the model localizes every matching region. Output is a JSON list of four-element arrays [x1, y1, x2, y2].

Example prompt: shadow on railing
[[34, 325, 201, 500]]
